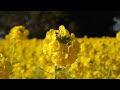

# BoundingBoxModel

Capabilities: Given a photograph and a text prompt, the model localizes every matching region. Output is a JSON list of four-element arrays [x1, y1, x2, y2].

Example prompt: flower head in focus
[[43, 25, 80, 68]]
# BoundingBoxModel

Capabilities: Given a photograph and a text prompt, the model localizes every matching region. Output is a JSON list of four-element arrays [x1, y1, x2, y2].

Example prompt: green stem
[[54, 65, 56, 79]]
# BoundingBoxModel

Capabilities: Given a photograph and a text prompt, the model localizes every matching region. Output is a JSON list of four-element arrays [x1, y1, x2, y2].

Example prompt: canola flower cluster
[[42, 25, 80, 68], [0, 25, 120, 79]]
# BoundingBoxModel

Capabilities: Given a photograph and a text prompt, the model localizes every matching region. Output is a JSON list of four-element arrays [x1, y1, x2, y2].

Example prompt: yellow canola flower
[[116, 32, 120, 40], [42, 25, 80, 68], [44, 65, 54, 79], [0, 53, 12, 79], [85, 72, 94, 79], [59, 25, 70, 37], [5, 26, 29, 42], [93, 71, 102, 78], [80, 56, 91, 67], [2, 25, 120, 79], [12, 62, 37, 79]]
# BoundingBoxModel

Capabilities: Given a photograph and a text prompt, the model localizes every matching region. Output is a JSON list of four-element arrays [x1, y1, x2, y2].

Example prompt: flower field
[[0, 25, 120, 79]]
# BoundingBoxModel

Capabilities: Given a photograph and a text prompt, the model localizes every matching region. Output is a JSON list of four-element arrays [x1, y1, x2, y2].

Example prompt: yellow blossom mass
[[0, 25, 120, 79]]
